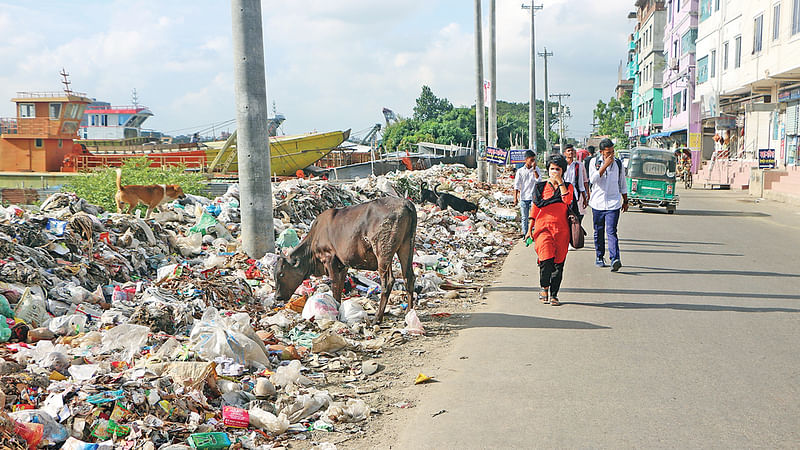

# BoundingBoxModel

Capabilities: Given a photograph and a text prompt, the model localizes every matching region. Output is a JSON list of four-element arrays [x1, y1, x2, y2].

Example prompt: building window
[[682, 89, 687, 111], [673, 92, 681, 116], [665, 97, 671, 118], [49, 103, 62, 120], [35, 138, 43, 148], [754, 14, 764, 53], [774, 4, 781, 41], [668, 0, 673, 22], [715, 0, 720, 11], [19, 103, 35, 118], [58, 139, 63, 148], [91, 115, 97, 126], [697, 55, 709, 83], [681, 28, 698, 55], [701, 0, 712, 20], [735, 35, 742, 67], [794, 0, 800, 35], [711, 49, 716, 77], [723, 41, 729, 69], [677, 0, 681, 12], [101, 115, 108, 126]]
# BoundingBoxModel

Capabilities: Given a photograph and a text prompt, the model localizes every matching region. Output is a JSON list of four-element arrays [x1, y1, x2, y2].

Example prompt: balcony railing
[[15, 91, 88, 98]]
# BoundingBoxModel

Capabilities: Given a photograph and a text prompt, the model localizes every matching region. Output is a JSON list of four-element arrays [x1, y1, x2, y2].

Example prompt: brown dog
[[115, 168, 186, 218]]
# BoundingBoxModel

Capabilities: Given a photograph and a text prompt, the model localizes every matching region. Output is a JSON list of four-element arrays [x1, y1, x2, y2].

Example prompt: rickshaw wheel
[[667, 207, 676, 214]]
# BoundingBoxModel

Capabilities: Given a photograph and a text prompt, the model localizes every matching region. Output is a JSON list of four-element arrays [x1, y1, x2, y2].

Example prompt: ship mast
[[60, 68, 73, 95]]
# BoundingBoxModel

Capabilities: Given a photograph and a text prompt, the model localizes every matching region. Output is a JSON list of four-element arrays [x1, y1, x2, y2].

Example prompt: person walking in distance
[[525, 154, 574, 306], [589, 138, 628, 272], [584, 145, 596, 187], [514, 150, 541, 238], [563, 144, 589, 226]]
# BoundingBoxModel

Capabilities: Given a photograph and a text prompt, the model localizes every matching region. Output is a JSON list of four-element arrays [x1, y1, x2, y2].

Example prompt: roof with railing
[[12, 91, 91, 102]]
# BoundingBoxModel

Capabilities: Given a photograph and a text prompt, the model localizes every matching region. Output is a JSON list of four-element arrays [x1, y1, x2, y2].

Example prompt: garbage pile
[[0, 164, 519, 449]]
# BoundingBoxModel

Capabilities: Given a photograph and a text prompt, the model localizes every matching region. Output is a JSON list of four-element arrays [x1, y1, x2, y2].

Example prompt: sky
[[0, 0, 634, 142]]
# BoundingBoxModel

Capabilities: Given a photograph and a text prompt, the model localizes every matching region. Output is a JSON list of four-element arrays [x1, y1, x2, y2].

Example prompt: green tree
[[413, 85, 453, 122], [593, 92, 632, 148]]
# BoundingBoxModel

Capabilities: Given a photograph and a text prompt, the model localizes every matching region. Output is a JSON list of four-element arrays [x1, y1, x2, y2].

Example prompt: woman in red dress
[[524, 155, 574, 306]]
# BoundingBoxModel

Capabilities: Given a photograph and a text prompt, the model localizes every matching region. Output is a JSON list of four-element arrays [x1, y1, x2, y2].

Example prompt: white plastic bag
[[301, 292, 340, 321], [404, 309, 425, 335], [281, 389, 333, 423], [249, 407, 289, 435], [270, 360, 312, 388], [189, 307, 270, 368], [47, 314, 87, 336], [322, 399, 370, 423], [101, 324, 150, 362], [338, 300, 368, 326], [15, 287, 49, 327]]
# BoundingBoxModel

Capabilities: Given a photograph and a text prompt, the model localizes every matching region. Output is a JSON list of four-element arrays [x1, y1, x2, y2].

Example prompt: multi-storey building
[[696, 0, 800, 167], [657, 0, 700, 152], [630, 0, 667, 140]]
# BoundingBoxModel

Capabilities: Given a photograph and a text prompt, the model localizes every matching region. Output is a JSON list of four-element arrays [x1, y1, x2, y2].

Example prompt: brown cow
[[274, 197, 417, 323]]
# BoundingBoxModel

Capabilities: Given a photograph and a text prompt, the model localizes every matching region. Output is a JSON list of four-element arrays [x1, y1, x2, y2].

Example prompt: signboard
[[509, 149, 530, 168], [758, 148, 776, 169], [688, 132, 701, 150], [485, 146, 508, 165]]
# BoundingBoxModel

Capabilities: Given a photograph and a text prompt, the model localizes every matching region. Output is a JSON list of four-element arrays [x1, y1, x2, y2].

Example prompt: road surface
[[397, 188, 800, 448]]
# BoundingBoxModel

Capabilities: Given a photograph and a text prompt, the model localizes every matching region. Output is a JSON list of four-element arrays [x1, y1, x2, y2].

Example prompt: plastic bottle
[[525, 237, 534, 247]]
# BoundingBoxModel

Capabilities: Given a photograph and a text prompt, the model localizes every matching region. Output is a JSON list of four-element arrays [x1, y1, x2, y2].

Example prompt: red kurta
[[530, 183, 574, 264]]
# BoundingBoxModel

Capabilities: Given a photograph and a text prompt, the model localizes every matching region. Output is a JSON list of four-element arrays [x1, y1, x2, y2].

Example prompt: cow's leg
[[374, 255, 395, 324], [328, 259, 347, 303], [397, 240, 416, 310]]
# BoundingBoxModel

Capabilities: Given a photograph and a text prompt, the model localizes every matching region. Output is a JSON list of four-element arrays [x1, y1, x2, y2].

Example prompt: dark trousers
[[539, 258, 564, 296], [592, 208, 621, 262]]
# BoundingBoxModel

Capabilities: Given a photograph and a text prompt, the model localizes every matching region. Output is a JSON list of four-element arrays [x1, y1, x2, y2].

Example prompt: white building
[[696, 0, 800, 167]]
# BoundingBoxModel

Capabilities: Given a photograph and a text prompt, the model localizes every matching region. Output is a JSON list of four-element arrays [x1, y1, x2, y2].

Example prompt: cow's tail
[[115, 168, 122, 191], [433, 183, 441, 195]]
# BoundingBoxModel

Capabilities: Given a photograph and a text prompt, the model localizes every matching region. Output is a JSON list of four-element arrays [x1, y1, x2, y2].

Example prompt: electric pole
[[474, 0, 487, 182], [550, 93, 570, 154], [231, 0, 275, 256], [538, 48, 553, 154], [522, 3, 543, 153], [487, 0, 497, 184]]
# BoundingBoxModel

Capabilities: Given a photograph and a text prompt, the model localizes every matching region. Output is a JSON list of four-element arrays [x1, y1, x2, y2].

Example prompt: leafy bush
[[62, 157, 207, 212]]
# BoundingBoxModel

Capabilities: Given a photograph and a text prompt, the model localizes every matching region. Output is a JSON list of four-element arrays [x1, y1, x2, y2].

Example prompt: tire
[[667, 207, 675, 214], [686, 173, 693, 189]]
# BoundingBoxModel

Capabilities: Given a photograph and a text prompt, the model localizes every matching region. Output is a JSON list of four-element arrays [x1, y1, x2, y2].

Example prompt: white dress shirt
[[565, 160, 588, 214], [589, 156, 627, 211], [514, 165, 541, 201]]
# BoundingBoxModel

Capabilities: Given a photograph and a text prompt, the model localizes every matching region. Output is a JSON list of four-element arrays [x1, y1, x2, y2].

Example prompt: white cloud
[[0, 0, 635, 140]]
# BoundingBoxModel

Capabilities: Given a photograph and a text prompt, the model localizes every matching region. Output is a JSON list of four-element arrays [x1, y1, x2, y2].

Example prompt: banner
[[758, 148, 776, 169], [509, 149, 530, 168], [485, 146, 508, 165]]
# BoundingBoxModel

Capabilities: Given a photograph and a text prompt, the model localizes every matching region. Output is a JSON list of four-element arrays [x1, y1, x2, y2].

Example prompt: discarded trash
[[415, 373, 434, 385]]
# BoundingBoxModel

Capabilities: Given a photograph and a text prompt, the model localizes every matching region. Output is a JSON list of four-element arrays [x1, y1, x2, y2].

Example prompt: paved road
[[397, 188, 800, 449]]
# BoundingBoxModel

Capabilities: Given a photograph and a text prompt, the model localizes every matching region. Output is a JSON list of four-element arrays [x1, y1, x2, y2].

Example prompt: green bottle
[[525, 237, 533, 247]]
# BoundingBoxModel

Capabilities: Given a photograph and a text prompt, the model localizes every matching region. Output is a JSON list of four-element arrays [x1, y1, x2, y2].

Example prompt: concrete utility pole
[[487, 0, 497, 184], [522, 3, 543, 153], [231, 0, 274, 257], [550, 93, 570, 154], [474, 0, 487, 182], [538, 48, 553, 154]]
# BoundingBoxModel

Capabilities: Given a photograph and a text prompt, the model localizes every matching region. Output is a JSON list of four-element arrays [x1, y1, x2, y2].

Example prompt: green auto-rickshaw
[[626, 147, 680, 214]]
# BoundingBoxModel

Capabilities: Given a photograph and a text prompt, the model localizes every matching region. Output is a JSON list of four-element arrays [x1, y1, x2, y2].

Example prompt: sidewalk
[[396, 188, 800, 448]]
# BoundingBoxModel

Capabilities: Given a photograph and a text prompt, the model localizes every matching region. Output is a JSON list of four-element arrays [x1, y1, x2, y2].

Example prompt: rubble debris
[[0, 164, 516, 447]]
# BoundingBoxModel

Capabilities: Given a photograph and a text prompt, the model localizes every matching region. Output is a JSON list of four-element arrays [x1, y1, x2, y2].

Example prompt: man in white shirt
[[513, 150, 541, 238], [589, 138, 628, 272]]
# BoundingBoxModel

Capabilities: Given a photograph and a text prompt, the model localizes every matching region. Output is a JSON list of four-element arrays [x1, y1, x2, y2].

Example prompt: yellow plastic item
[[414, 373, 433, 385]]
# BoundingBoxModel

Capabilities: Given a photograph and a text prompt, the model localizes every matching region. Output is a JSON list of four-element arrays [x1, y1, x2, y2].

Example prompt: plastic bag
[[270, 360, 312, 388], [10, 409, 69, 443], [189, 212, 219, 235], [47, 314, 87, 336], [0, 293, 14, 318], [62, 437, 99, 450], [301, 292, 340, 321], [276, 228, 300, 248], [404, 309, 425, 335], [281, 389, 333, 423], [322, 399, 370, 423], [338, 300, 368, 326], [249, 408, 289, 435], [189, 307, 270, 368], [175, 232, 203, 257], [311, 331, 348, 354], [100, 323, 149, 362], [15, 288, 50, 327]]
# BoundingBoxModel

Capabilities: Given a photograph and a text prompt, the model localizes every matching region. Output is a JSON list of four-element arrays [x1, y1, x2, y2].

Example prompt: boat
[[204, 129, 350, 177]]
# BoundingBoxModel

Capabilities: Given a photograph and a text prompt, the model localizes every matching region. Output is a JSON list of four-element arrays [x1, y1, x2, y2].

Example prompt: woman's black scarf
[[532, 181, 571, 208]]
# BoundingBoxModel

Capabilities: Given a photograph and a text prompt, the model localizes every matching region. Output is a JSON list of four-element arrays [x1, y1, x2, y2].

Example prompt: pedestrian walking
[[513, 150, 541, 238], [564, 144, 589, 225], [588, 138, 628, 272], [525, 154, 574, 306], [584, 145, 596, 187]]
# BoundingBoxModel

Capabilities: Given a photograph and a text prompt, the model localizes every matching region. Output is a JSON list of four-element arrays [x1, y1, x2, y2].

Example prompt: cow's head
[[274, 255, 308, 300]]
